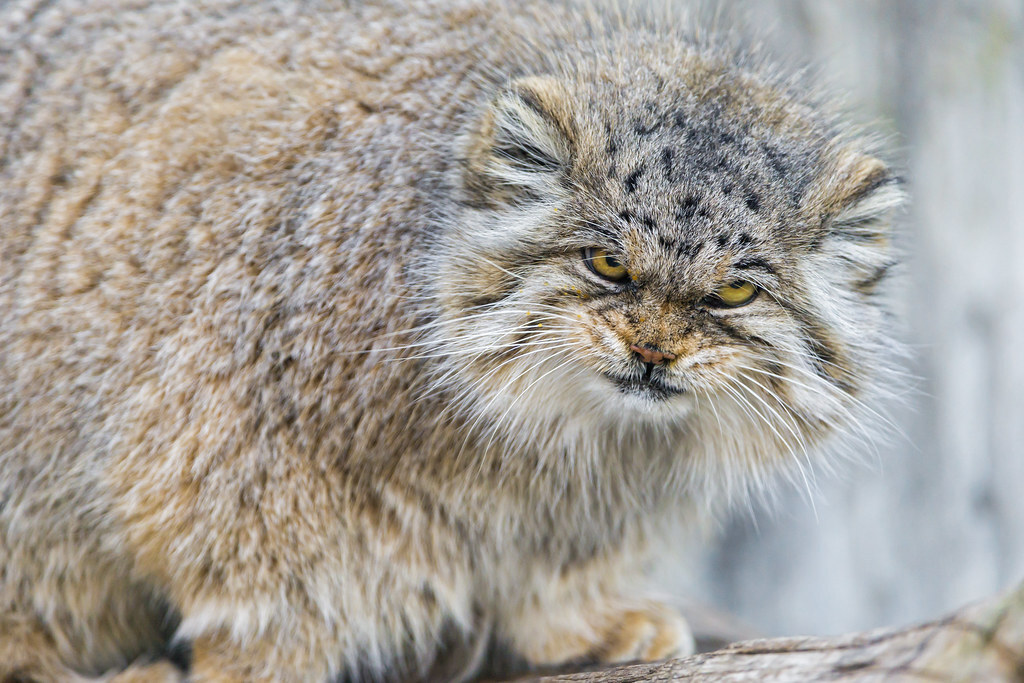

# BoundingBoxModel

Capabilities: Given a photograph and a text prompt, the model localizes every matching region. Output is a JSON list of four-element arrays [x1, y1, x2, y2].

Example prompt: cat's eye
[[707, 281, 759, 308], [583, 247, 629, 282]]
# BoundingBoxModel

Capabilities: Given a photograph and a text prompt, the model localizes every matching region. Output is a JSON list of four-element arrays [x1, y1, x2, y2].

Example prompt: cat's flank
[[0, 0, 902, 680]]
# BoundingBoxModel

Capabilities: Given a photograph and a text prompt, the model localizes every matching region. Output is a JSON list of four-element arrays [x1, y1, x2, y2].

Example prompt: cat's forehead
[[569, 89, 825, 279]]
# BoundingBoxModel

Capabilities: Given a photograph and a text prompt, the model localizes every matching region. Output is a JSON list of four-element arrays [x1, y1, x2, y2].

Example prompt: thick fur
[[0, 1, 903, 681]]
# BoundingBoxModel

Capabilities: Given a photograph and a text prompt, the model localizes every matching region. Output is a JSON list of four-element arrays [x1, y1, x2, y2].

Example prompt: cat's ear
[[803, 149, 904, 296], [461, 76, 575, 205], [806, 149, 905, 243]]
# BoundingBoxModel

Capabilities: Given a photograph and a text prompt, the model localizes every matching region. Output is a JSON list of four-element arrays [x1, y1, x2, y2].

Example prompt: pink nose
[[630, 344, 677, 366]]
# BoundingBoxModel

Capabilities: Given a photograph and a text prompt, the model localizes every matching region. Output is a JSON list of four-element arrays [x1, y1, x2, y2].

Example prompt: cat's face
[[429, 53, 901, 484]]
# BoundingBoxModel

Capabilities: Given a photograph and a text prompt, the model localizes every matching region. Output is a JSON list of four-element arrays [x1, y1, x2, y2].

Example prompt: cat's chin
[[611, 387, 696, 421], [576, 373, 697, 422], [603, 372, 686, 402], [466, 362, 696, 433]]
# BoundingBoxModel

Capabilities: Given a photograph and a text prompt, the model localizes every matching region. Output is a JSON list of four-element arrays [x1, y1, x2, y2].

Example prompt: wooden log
[[534, 581, 1024, 682]]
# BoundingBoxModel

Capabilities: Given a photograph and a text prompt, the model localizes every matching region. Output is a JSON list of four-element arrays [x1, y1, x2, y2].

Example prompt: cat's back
[[0, 0, 489, 309], [0, 2, 508, 663], [0, 0, 498, 467]]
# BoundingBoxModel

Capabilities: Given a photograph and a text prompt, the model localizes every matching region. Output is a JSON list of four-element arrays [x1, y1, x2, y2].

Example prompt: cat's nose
[[630, 344, 677, 366]]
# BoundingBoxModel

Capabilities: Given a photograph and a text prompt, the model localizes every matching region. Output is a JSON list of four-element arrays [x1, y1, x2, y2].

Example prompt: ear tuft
[[461, 76, 575, 203]]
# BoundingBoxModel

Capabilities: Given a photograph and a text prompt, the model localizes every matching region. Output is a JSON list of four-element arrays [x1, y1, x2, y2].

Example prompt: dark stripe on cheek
[[465, 291, 511, 308], [772, 299, 857, 393], [710, 316, 760, 347], [586, 288, 627, 302], [590, 303, 624, 330], [802, 325, 855, 392]]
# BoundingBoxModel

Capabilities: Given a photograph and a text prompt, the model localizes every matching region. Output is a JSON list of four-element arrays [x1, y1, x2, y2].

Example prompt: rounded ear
[[804, 149, 905, 243], [800, 149, 905, 297], [461, 76, 576, 205]]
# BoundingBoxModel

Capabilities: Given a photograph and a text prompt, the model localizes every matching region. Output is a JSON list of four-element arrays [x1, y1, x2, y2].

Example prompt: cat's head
[[426, 41, 903, 496]]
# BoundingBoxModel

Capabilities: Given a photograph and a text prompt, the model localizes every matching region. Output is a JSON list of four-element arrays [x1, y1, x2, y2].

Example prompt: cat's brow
[[574, 221, 621, 247], [732, 257, 776, 274]]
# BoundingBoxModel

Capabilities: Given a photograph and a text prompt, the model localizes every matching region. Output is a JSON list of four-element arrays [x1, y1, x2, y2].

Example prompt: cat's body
[[0, 0, 902, 680]]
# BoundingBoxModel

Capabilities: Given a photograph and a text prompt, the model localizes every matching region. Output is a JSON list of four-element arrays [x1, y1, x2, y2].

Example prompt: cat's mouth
[[604, 369, 685, 400]]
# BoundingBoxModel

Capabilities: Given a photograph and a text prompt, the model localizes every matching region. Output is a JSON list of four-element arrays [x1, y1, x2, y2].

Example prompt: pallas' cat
[[0, 0, 902, 680]]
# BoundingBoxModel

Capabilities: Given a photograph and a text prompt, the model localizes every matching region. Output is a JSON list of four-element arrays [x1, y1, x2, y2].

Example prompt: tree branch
[[537, 581, 1024, 682]]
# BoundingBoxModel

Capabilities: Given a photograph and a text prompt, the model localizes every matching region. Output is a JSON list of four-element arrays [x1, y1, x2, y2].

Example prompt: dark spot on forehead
[[721, 183, 733, 196], [716, 233, 729, 248], [672, 110, 686, 128], [660, 147, 674, 179], [677, 239, 704, 260], [618, 209, 634, 223], [623, 166, 645, 194], [633, 101, 660, 136], [676, 196, 700, 222], [640, 215, 657, 231], [719, 132, 735, 145], [736, 232, 756, 247], [634, 119, 658, 136], [763, 145, 790, 177], [745, 192, 761, 213]]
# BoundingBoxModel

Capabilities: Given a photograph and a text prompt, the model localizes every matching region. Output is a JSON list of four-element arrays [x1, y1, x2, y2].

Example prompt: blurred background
[[669, 0, 1024, 638]]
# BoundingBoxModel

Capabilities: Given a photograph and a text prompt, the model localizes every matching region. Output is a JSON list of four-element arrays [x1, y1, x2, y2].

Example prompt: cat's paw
[[591, 601, 695, 664], [512, 598, 695, 667]]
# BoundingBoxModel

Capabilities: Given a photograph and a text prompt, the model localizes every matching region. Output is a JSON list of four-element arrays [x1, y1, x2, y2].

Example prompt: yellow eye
[[710, 281, 759, 308], [584, 247, 629, 282]]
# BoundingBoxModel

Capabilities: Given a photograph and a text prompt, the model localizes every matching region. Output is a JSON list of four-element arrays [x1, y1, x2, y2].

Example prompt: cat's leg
[[164, 603, 363, 681], [0, 615, 90, 682], [0, 556, 182, 683], [176, 584, 480, 683], [0, 610, 186, 683], [498, 551, 694, 668]]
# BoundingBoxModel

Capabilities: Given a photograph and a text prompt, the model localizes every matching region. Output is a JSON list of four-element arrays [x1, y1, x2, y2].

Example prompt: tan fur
[[0, 1, 902, 680]]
